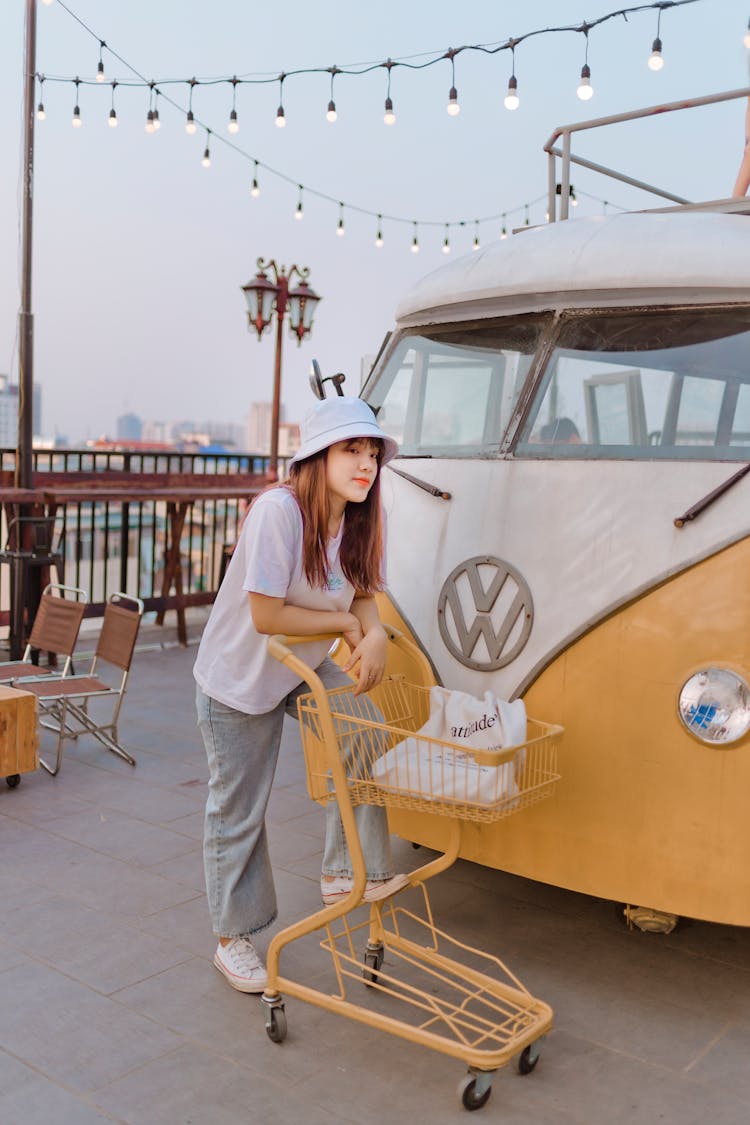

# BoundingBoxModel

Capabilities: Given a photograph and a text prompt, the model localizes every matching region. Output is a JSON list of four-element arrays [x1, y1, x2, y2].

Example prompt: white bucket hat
[[289, 396, 399, 467]]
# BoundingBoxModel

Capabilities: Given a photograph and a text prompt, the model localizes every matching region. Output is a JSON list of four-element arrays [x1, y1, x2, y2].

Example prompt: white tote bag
[[371, 687, 527, 807]]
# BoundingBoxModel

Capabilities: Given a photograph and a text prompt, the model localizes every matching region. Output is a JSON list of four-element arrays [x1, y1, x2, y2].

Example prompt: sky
[[1, 0, 749, 445]]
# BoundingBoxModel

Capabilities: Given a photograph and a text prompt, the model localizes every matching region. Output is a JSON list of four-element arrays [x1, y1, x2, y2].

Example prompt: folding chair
[[0, 583, 88, 683], [23, 592, 144, 777]]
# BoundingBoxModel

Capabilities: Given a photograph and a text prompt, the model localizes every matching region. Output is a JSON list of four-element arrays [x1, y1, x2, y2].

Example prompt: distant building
[[278, 422, 300, 459], [116, 412, 142, 441], [246, 402, 272, 454], [0, 374, 42, 447]]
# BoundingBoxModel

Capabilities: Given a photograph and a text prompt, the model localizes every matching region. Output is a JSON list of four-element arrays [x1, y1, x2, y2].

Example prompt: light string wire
[[34, 0, 692, 235]]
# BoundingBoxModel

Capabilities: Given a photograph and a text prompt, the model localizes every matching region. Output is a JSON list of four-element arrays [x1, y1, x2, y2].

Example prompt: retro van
[[361, 199, 750, 929]]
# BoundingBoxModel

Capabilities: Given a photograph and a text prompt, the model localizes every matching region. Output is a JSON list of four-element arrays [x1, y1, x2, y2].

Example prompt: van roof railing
[[545, 85, 750, 221]]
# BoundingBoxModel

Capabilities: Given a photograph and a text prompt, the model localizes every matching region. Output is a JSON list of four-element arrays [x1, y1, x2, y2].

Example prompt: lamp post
[[241, 259, 321, 481]]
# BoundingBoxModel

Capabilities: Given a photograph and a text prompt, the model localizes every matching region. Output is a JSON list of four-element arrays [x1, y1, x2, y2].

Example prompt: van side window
[[514, 308, 750, 461], [367, 316, 550, 458]]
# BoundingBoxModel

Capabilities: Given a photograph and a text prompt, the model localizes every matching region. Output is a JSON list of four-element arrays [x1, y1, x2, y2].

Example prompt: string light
[[72, 78, 82, 127], [648, 6, 665, 69], [108, 81, 118, 127], [745, 19, 750, 49], [152, 90, 161, 131], [250, 161, 260, 197], [96, 42, 106, 83], [501, 222, 508, 239], [295, 186, 304, 220], [201, 129, 211, 167], [473, 221, 480, 251], [41, 0, 54, 7], [375, 215, 384, 248], [336, 202, 346, 237], [411, 222, 420, 253], [327, 66, 339, 122], [445, 50, 460, 116], [185, 78, 197, 133], [228, 77, 240, 133], [383, 59, 396, 125], [36, 75, 45, 120], [504, 44, 520, 110], [577, 26, 594, 100], [276, 74, 286, 127], [442, 224, 451, 254]]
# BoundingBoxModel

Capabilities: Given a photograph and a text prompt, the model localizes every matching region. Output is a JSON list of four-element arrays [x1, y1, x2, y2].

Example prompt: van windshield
[[515, 307, 750, 460], [366, 315, 550, 457]]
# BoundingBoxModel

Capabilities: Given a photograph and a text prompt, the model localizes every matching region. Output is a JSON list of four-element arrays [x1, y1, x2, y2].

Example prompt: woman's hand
[[342, 623, 388, 696]]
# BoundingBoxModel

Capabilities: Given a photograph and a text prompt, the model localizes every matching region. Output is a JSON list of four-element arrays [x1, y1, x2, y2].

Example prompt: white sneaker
[[213, 937, 268, 993], [321, 873, 409, 906]]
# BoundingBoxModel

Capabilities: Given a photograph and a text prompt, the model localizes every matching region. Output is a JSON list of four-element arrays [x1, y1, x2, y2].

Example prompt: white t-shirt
[[193, 487, 357, 714]]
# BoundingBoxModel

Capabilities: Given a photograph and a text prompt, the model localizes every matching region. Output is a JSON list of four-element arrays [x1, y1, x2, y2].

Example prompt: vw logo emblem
[[437, 556, 534, 671]]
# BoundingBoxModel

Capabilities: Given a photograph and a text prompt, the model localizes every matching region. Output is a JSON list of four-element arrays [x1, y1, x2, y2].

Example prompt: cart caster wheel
[[457, 1072, 492, 1111], [518, 1044, 540, 1075], [264, 1004, 287, 1044], [363, 943, 384, 986], [6, 775, 20, 788]]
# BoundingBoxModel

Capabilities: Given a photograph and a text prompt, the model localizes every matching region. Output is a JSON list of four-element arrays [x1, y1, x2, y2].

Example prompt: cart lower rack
[[263, 628, 563, 1113]]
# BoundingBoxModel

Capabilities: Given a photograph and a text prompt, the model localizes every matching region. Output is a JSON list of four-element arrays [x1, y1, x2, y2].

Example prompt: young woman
[[194, 396, 406, 993]]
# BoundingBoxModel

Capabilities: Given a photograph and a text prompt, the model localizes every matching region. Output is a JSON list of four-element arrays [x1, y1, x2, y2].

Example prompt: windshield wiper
[[387, 465, 451, 500], [674, 463, 750, 528]]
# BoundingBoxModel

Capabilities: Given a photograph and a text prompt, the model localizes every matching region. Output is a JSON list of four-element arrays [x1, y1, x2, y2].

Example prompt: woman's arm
[[249, 593, 359, 641], [343, 595, 388, 694]]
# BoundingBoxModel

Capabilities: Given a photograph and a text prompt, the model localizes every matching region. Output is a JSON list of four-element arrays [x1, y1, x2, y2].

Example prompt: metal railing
[[0, 447, 285, 640], [545, 86, 750, 221]]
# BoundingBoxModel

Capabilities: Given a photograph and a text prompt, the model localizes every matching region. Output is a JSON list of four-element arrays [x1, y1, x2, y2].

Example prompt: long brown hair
[[287, 442, 385, 593]]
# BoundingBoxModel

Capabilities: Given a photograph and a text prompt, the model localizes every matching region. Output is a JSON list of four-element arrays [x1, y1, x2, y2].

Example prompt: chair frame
[[24, 592, 144, 777], [0, 583, 88, 683]]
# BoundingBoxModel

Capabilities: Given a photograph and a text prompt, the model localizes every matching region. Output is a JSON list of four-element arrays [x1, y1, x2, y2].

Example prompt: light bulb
[[250, 178, 260, 197], [472, 237, 480, 251], [72, 105, 82, 128], [41, 0, 54, 6], [326, 99, 337, 123], [295, 202, 304, 220], [145, 110, 155, 133], [570, 189, 578, 207], [336, 219, 345, 237], [375, 232, 384, 248], [228, 109, 239, 133], [108, 108, 118, 128], [500, 226, 508, 240], [577, 65, 593, 100], [648, 37, 663, 70], [36, 102, 45, 120], [276, 105, 286, 128], [201, 148, 211, 167], [186, 111, 197, 135], [96, 60, 105, 83], [383, 97, 396, 126], [411, 236, 419, 253], [152, 108, 161, 131], [744, 22, 750, 48], [446, 87, 460, 116], [504, 75, 519, 111], [442, 238, 451, 254]]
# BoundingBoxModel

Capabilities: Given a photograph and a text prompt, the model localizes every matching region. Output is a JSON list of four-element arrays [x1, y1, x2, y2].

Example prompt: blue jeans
[[196, 658, 394, 938]]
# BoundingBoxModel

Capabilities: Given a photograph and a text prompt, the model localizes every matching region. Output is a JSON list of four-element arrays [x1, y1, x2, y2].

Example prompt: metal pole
[[18, 0, 36, 490], [268, 287, 285, 482]]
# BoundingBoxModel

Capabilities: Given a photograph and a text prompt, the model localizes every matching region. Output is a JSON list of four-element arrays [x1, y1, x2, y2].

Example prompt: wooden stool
[[0, 685, 38, 789]]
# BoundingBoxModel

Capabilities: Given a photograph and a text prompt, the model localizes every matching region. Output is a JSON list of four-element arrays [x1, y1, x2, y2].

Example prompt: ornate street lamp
[[241, 259, 321, 480]]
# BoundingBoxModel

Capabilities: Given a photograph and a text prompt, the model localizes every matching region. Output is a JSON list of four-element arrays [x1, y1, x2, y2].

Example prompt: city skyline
[[1, 1, 748, 440]]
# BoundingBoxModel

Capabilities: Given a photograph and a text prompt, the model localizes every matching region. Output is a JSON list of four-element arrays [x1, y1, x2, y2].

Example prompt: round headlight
[[678, 668, 750, 745]]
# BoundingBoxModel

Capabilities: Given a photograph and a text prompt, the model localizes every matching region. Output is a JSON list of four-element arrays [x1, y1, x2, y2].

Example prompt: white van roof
[[395, 211, 750, 326]]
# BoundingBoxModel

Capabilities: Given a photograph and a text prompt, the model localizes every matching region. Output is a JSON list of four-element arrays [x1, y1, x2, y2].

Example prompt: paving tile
[[41, 805, 197, 867], [150, 845, 206, 893], [0, 961, 181, 1094], [93, 1041, 340, 1125], [0, 1048, 116, 1125], [688, 1021, 750, 1103], [0, 894, 193, 994], [130, 891, 215, 959]]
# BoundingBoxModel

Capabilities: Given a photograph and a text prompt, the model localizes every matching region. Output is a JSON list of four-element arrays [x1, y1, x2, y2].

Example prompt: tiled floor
[[1, 615, 750, 1124]]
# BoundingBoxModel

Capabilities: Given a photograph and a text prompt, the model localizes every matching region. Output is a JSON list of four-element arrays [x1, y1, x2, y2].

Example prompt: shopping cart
[[263, 626, 563, 1112]]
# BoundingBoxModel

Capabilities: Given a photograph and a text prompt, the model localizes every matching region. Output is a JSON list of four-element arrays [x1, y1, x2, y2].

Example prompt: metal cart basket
[[263, 627, 563, 1112]]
